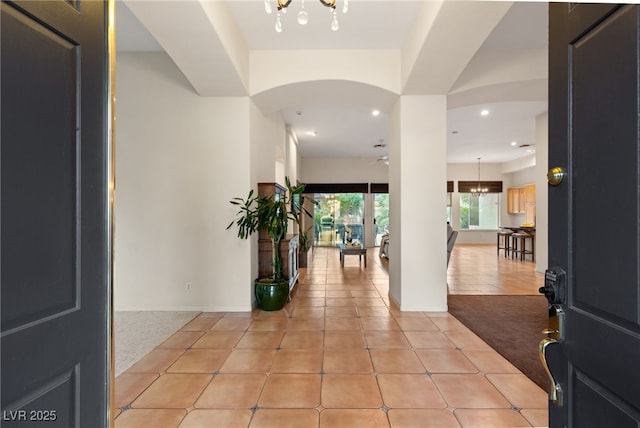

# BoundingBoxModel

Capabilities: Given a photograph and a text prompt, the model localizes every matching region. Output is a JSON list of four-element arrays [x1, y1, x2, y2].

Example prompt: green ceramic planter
[[255, 279, 289, 311]]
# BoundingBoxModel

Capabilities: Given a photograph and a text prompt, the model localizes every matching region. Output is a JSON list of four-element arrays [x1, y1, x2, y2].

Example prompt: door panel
[[1, 3, 80, 333], [548, 4, 640, 426], [567, 3, 619, 42], [1, 1, 110, 426], [574, 370, 639, 428], [572, 4, 639, 324]]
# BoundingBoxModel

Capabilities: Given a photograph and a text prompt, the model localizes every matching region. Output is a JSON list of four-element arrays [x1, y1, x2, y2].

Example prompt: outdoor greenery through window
[[374, 193, 389, 245], [314, 193, 364, 246], [459, 193, 499, 230]]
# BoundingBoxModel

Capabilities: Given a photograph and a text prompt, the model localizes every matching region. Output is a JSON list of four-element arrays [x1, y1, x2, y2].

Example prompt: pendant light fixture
[[470, 157, 489, 195], [264, 0, 349, 32]]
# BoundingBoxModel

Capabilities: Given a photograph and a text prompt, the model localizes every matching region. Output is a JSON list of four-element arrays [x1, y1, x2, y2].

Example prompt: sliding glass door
[[313, 193, 364, 247], [373, 193, 389, 246]]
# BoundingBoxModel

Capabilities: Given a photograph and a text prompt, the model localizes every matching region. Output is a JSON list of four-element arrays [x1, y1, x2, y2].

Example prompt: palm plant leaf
[[228, 177, 316, 282]]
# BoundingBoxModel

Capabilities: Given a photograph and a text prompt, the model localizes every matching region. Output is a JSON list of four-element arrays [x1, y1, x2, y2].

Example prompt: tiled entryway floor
[[114, 245, 548, 427]]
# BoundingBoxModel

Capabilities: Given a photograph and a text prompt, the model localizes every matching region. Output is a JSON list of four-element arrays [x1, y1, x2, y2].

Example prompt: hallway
[[114, 245, 548, 427]]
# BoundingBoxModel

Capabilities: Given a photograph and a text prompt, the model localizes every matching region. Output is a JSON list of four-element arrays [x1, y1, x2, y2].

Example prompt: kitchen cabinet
[[507, 184, 536, 224], [507, 188, 521, 213]]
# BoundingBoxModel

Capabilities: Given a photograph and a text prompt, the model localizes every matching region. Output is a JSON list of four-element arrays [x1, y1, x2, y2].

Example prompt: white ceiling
[[227, 1, 423, 50], [116, 0, 549, 164]]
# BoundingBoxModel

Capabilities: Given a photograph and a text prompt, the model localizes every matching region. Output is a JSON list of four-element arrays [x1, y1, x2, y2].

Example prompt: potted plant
[[227, 177, 313, 310], [297, 225, 313, 268]]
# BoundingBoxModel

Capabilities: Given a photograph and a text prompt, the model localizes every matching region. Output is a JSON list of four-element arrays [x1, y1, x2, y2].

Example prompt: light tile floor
[[448, 244, 544, 296], [115, 244, 549, 427]]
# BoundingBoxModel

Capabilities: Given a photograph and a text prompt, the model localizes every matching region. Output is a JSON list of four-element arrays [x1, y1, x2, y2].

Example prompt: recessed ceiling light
[[510, 141, 517, 146], [480, 109, 490, 116], [371, 109, 380, 117]]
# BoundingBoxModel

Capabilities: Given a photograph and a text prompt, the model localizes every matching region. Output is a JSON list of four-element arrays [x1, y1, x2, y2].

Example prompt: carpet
[[114, 311, 200, 376], [448, 294, 548, 390]]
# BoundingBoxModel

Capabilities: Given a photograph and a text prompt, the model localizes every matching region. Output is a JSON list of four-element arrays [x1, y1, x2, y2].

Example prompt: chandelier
[[470, 157, 488, 195], [264, 0, 349, 32]]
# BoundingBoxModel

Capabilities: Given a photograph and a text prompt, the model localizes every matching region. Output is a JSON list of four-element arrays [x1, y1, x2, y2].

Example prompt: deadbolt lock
[[547, 167, 567, 186]]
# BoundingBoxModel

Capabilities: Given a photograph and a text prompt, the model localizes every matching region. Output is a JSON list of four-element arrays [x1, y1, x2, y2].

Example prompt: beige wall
[[534, 112, 549, 273], [301, 158, 389, 184], [115, 52, 274, 311], [389, 95, 448, 312]]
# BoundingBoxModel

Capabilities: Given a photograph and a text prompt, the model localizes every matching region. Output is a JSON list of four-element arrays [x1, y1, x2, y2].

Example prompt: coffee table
[[337, 243, 367, 267]]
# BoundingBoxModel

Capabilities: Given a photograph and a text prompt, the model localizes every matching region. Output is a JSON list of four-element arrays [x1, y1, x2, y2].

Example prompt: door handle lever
[[539, 336, 563, 407], [539, 304, 564, 407]]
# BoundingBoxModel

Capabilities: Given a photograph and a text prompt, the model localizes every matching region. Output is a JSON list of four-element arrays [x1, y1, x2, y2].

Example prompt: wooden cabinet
[[523, 184, 536, 225], [507, 188, 520, 213], [257, 183, 299, 294], [280, 235, 299, 293], [507, 184, 536, 224]]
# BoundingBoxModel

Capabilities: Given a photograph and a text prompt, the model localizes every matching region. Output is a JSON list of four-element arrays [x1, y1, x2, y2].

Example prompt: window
[[374, 193, 389, 246], [446, 181, 453, 224], [314, 193, 364, 246], [459, 193, 499, 230]]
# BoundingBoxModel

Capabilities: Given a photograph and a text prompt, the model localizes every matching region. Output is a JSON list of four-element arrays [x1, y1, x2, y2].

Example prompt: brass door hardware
[[547, 167, 567, 186]]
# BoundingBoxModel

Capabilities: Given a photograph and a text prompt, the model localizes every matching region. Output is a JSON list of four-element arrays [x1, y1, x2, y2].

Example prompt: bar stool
[[497, 229, 513, 257], [511, 232, 535, 261]]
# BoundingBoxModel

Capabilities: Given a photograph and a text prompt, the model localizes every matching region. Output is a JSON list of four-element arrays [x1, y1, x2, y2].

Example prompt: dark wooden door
[[1, 1, 111, 426], [547, 3, 640, 427]]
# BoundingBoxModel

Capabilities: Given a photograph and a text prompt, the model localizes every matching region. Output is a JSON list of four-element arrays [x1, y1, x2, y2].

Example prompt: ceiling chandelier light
[[264, 0, 349, 33], [470, 157, 489, 195]]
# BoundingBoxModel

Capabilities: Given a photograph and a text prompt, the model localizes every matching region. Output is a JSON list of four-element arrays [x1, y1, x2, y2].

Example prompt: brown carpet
[[448, 294, 548, 390]]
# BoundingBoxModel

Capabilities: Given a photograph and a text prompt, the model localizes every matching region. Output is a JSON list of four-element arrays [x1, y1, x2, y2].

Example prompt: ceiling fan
[[370, 155, 389, 165], [371, 140, 389, 165], [518, 143, 536, 153]]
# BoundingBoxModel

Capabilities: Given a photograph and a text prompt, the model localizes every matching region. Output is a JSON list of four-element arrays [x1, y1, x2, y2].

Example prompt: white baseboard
[[114, 305, 252, 312], [388, 293, 448, 312]]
